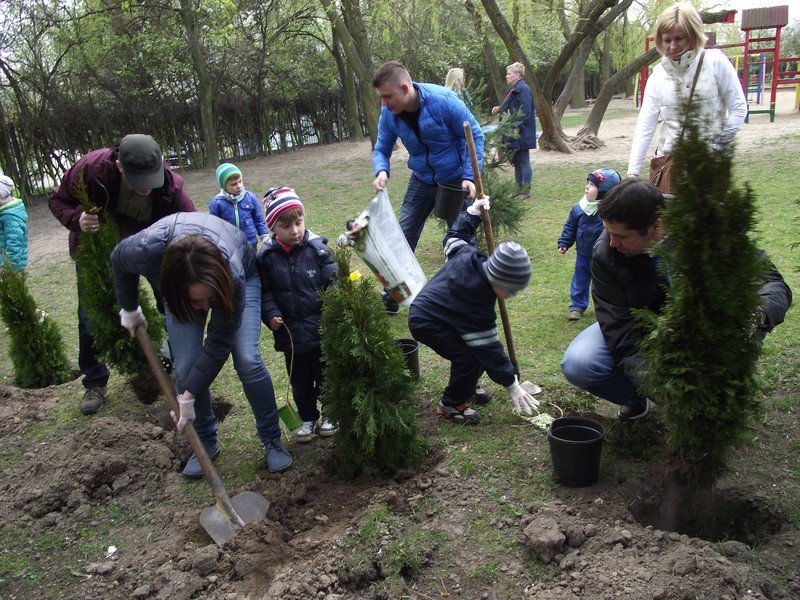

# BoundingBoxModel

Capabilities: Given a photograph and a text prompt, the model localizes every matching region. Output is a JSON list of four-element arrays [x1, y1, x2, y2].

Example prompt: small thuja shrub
[[475, 112, 529, 250], [637, 118, 764, 485], [0, 263, 71, 388], [320, 247, 426, 477], [72, 172, 164, 384]]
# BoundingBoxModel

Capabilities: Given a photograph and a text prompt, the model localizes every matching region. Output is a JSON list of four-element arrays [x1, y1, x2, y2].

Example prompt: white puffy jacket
[[627, 49, 747, 177]]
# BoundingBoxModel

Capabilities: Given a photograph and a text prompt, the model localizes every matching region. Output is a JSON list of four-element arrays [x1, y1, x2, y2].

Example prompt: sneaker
[[436, 401, 481, 424], [568, 309, 583, 321], [182, 442, 220, 479], [80, 386, 107, 415], [265, 438, 293, 473], [318, 418, 338, 437], [473, 387, 491, 405], [617, 398, 651, 421], [295, 421, 317, 443], [381, 291, 400, 316]]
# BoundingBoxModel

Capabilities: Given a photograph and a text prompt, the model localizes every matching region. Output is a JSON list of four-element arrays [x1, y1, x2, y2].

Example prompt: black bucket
[[396, 338, 420, 379], [433, 183, 466, 223], [547, 417, 605, 487]]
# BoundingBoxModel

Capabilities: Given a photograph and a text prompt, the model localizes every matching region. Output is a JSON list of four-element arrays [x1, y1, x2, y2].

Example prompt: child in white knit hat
[[0, 175, 28, 271]]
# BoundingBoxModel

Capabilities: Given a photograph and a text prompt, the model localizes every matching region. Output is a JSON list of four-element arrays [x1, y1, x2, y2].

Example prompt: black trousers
[[283, 348, 324, 422]]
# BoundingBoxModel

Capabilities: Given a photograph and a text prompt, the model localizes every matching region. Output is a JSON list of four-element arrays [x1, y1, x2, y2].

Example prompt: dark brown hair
[[597, 179, 665, 236], [160, 235, 234, 323]]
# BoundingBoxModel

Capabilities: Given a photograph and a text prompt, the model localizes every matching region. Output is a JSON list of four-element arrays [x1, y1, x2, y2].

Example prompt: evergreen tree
[[320, 247, 427, 477], [71, 172, 165, 400], [637, 118, 764, 485], [0, 263, 71, 388]]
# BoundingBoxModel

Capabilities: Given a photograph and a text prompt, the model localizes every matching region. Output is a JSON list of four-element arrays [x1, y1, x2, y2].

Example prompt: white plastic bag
[[338, 189, 427, 307]]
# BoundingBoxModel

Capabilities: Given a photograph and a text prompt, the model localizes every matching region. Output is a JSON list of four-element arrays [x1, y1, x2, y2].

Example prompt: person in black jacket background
[[560, 180, 792, 421], [408, 198, 539, 424]]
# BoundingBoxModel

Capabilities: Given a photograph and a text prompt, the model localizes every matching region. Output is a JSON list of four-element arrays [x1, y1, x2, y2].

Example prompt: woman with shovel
[[111, 212, 292, 478]]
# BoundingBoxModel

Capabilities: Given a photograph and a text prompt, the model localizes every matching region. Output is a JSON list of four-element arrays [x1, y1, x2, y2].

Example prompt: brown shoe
[[568, 310, 583, 321], [81, 386, 107, 415]]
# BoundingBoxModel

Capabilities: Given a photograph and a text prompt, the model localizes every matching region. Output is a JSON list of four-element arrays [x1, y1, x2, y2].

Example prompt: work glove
[[507, 376, 540, 415], [119, 306, 147, 337], [171, 393, 196, 433], [467, 195, 491, 216]]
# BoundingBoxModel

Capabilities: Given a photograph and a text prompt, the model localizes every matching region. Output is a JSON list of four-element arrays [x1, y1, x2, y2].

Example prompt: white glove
[[467, 195, 491, 216], [507, 376, 540, 415], [170, 393, 196, 433], [119, 306, 147, 336]]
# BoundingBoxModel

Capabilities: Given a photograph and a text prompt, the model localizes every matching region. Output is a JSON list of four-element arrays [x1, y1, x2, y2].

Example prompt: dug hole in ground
[[2, 91, 799, 599]]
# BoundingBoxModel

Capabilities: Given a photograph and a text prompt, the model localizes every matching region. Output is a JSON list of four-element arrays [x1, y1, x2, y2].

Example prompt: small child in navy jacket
[[209, 163, 268, 247], [408, 198, 539, 424], [557, 168, 621, 321], [258, 187, 338, 442]]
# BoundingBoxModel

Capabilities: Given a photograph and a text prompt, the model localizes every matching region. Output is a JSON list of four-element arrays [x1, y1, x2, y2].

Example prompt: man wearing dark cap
[[408, 198, 539, 425], [49, 134, 195, 414]]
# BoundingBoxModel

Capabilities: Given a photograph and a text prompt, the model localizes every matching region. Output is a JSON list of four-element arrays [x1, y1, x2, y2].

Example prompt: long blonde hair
[[445, 67, 465, 93], [654, 2, 707, 55]]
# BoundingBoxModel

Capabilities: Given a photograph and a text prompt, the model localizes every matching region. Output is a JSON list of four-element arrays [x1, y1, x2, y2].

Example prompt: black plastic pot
[[396, 338, 420, 379], [547, 417, 605, 487], [433, 183, 467, 223]]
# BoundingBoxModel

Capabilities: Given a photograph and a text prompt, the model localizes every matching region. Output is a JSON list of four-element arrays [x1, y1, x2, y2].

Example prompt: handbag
[[648, 50, 706, 195]]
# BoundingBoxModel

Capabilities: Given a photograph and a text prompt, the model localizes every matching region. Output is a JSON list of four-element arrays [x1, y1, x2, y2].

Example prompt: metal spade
[[134, 327, 269, 545]]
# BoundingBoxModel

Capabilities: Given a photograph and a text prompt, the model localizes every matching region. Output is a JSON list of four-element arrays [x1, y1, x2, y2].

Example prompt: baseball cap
[[118, 134, 165, 190]]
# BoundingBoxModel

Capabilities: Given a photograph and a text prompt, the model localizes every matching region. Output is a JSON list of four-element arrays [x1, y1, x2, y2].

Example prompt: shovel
[[464, 121, 541, 396], [134, 327, 269, 545]]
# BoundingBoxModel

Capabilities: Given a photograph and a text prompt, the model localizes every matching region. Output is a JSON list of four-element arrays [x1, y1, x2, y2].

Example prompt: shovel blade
[[200, 492, 270, 546]]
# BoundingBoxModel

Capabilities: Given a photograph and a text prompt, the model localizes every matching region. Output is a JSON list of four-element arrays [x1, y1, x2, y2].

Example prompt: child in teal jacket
[[0, 175, 28, 271]]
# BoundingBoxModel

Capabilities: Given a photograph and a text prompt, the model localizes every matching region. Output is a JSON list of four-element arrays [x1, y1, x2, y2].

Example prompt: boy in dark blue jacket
[[558, 168, 621, 321], [258, 187, 338, 442], [210, 163, 268, 247], [408, 198, 539, 424]]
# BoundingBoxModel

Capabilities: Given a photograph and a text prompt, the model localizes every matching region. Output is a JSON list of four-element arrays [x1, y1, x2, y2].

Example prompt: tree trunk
[[464, 0, 506, 103], [600, 29, 613, 87], [480, 0, 573, 153], [332, 28, 361, 142], [570, 68, 586, 109], [319, 0, 379, 145], [178, 0, 218, 167]]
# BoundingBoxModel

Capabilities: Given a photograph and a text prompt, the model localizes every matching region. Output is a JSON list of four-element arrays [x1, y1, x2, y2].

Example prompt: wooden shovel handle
[[134, 327, 245, 527], [463, 122, 520, 378]]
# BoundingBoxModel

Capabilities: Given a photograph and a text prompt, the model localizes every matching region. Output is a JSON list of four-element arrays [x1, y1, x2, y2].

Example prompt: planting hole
[[630, 487, 785, 544]]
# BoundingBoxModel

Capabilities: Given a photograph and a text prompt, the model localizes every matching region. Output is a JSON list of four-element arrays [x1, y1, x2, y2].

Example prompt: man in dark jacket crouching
[[560, 179, 792, 421]]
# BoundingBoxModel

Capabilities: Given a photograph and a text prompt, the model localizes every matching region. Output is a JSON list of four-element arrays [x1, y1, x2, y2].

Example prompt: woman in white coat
[[627, 3, 747, 180]]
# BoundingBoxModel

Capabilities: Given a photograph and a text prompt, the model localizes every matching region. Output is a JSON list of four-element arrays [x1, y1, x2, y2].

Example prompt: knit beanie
[[483, 241, 531, 294], [587, 168, 622, 200], [215, 163, 242, 189], [263, 187, 304, 229], [0, 175, 14, 199]]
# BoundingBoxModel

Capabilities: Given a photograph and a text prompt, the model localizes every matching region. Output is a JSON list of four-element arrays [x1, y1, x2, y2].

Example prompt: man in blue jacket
[[372, 61, 484, 313]]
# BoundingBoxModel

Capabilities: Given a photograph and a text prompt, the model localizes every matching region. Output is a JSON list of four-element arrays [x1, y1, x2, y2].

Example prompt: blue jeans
[[511, 150, 532, 187], [167, 275, 280, 445], [400, 175, 467, 251], [569, 251, 592, 312], [560, 322, 644, 407]]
